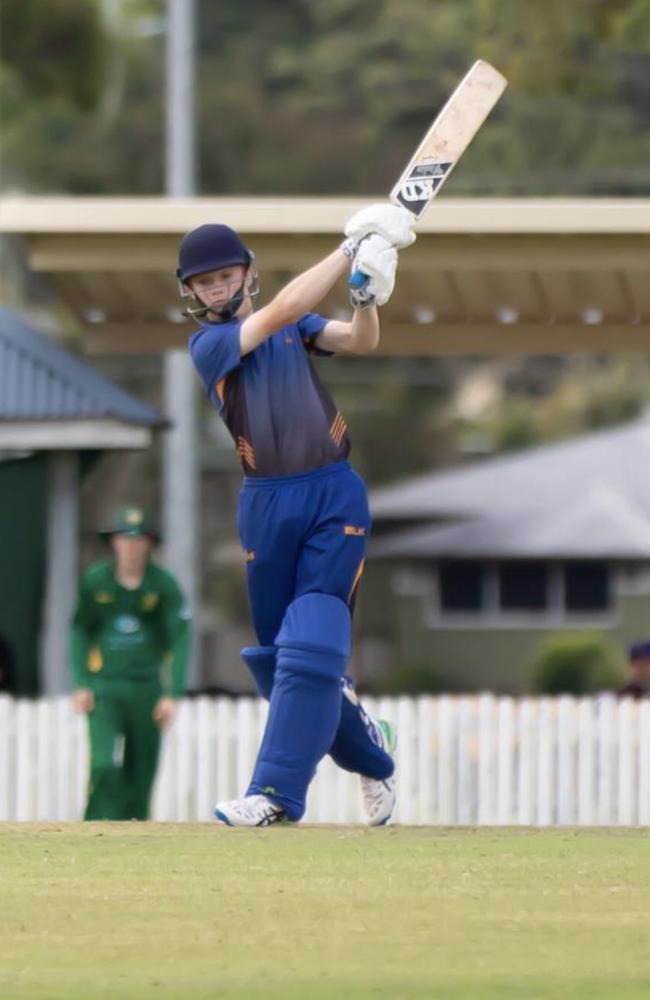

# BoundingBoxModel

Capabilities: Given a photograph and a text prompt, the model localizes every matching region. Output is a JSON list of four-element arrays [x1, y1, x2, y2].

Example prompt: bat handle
[[348, 269, 369, 289]]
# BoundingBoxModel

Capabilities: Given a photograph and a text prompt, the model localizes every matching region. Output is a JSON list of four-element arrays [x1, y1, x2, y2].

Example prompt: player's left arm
[[162, 579, 191, 698], [314, 306, 380, 355], [153, 574, 191, 727]]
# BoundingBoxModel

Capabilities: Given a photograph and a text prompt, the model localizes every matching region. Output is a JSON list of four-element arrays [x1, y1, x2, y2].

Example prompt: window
[[564, 562, 609, 611], [430, 559, 613, 624], [439, 561, 483, 611], [499, 561, 547, 610]]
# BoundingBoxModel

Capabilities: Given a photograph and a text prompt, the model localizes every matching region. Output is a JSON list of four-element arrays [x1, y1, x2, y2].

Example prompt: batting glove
[[344, 203, 416, 250], [349, 234, 398, 310]]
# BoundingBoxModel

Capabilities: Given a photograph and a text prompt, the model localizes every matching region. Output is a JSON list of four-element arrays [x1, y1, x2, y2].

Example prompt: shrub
[[494, 401, 540, 452], [531, 633, 625, 695]]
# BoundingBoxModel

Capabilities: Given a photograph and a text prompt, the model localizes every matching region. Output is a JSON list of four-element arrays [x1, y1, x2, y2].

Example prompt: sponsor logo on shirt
[[344, 525, 366, 537], [113, 614, 141, 635], [244, 550, 256, 562]]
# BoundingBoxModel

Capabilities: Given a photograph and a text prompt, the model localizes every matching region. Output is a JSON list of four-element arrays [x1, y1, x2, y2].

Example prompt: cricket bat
[[349, 59, 507, 289]]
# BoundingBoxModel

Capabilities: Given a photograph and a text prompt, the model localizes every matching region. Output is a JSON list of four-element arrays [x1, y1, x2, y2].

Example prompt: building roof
[[0, 308, 163, 450], [2, 195, 648, 234], [0, 307, 161, 424], [370, 418, 650, 560], [1, 196, 649, 356]]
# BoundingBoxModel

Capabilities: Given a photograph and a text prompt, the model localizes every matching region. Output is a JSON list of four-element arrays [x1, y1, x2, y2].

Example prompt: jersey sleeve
[[158, 573, 191, 698], [296, 313, 332, 357], [69, 571, 98, 688], [189, 322, 242, 393]]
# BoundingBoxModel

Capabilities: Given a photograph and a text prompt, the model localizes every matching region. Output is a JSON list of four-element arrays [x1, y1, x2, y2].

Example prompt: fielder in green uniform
[[71, 506, 190, 820]]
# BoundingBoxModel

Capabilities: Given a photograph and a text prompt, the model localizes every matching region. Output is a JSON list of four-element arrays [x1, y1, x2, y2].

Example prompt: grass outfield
[[1, 826, 649, 999]]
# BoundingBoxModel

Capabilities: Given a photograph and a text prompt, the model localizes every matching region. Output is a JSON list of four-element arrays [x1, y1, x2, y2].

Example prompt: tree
[[0, 0, 165, 193], [1, 0, 107, 110], [4, 0, 649, 196]]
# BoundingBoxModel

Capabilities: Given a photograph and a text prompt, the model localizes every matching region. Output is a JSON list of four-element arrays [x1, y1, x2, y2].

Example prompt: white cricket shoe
[[214, 794, 286, 827], [361, 719, 397, 826]]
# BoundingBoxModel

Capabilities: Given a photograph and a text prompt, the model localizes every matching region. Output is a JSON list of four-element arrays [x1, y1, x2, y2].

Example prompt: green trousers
[[84, 678, 162, 821]]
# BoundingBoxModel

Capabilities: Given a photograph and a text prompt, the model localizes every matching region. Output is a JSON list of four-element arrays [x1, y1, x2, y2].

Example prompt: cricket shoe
[[214, 794, 286, 827], [361, 719, 397, 826]]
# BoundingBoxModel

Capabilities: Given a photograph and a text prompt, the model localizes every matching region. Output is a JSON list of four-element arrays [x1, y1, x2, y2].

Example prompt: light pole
[[163, 0, 200, 688]]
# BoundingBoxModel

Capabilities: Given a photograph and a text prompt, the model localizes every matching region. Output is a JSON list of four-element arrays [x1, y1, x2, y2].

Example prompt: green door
[[0, 454, 47, 694]]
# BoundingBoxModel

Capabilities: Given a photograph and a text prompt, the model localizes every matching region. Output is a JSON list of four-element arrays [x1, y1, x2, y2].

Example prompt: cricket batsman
[[178, 204, 415, 826], [71, 506, 190, 820]]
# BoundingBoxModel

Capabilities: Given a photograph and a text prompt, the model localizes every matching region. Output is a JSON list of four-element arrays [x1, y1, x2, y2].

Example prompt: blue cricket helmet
[[176, 224, 252, 283]]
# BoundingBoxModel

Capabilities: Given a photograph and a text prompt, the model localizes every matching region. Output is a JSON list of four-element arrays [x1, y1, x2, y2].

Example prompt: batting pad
[[247, 594, 350, 820]]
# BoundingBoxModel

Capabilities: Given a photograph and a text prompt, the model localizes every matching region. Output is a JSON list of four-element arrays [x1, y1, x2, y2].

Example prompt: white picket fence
[[1, 693, 649, 824]]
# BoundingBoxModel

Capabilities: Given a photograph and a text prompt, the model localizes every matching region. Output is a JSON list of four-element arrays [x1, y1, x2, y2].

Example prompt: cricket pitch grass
[[1, 825, 649, 999]]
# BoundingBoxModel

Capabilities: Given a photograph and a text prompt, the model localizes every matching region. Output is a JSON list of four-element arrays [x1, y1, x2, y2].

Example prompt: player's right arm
[[239, 248, 349, 356]]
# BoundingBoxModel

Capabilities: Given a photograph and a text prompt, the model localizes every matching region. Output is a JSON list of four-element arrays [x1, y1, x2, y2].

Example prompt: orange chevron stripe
[[332, 417, 347, 445], [236, 437, 257, 469], [330, 412, 343, 435], [330, 412, 347, 445]]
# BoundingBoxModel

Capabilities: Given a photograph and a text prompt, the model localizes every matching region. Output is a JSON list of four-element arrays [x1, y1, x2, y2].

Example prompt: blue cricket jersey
[[189, 313, 350, 477]]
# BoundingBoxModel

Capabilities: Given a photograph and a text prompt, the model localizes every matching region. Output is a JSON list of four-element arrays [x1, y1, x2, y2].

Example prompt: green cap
[[99, 505, 160, 542]]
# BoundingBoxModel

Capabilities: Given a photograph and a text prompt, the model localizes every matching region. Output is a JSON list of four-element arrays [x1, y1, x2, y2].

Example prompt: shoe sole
[[214, 808, 234, 826]]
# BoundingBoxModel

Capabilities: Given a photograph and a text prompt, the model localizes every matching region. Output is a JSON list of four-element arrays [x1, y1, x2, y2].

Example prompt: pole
[[164, 0, 200, 688]]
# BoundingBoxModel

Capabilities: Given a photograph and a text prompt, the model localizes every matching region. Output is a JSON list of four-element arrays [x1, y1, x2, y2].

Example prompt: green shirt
[[70, 559, 190, 696]]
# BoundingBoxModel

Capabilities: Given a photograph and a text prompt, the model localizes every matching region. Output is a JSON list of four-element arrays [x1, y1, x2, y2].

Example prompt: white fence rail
[[1, 693, 649, 824]]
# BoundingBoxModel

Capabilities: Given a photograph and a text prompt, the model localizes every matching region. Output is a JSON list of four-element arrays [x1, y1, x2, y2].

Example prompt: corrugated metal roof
[[371, 419, 650, 521], [0, 308, 162, 425], [369, 419, 650, 560], [371, 490, 650, 560]]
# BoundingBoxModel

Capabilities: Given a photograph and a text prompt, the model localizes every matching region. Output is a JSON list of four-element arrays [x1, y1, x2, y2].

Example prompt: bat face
[[348, 60, 507, 292], [392, 162, 454, 219], [389, 60, 507, 220]]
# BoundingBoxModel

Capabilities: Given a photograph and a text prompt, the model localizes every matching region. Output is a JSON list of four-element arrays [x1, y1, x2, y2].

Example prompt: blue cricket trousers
[[236, 460, 393, 818], [238, 460, 369, 644]]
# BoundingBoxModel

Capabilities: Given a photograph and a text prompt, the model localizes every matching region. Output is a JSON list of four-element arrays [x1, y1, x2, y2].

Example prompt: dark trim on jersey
[[219, 367, 257, 473], [307, 360, 351, 459], [217, 348, 349, 477]]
